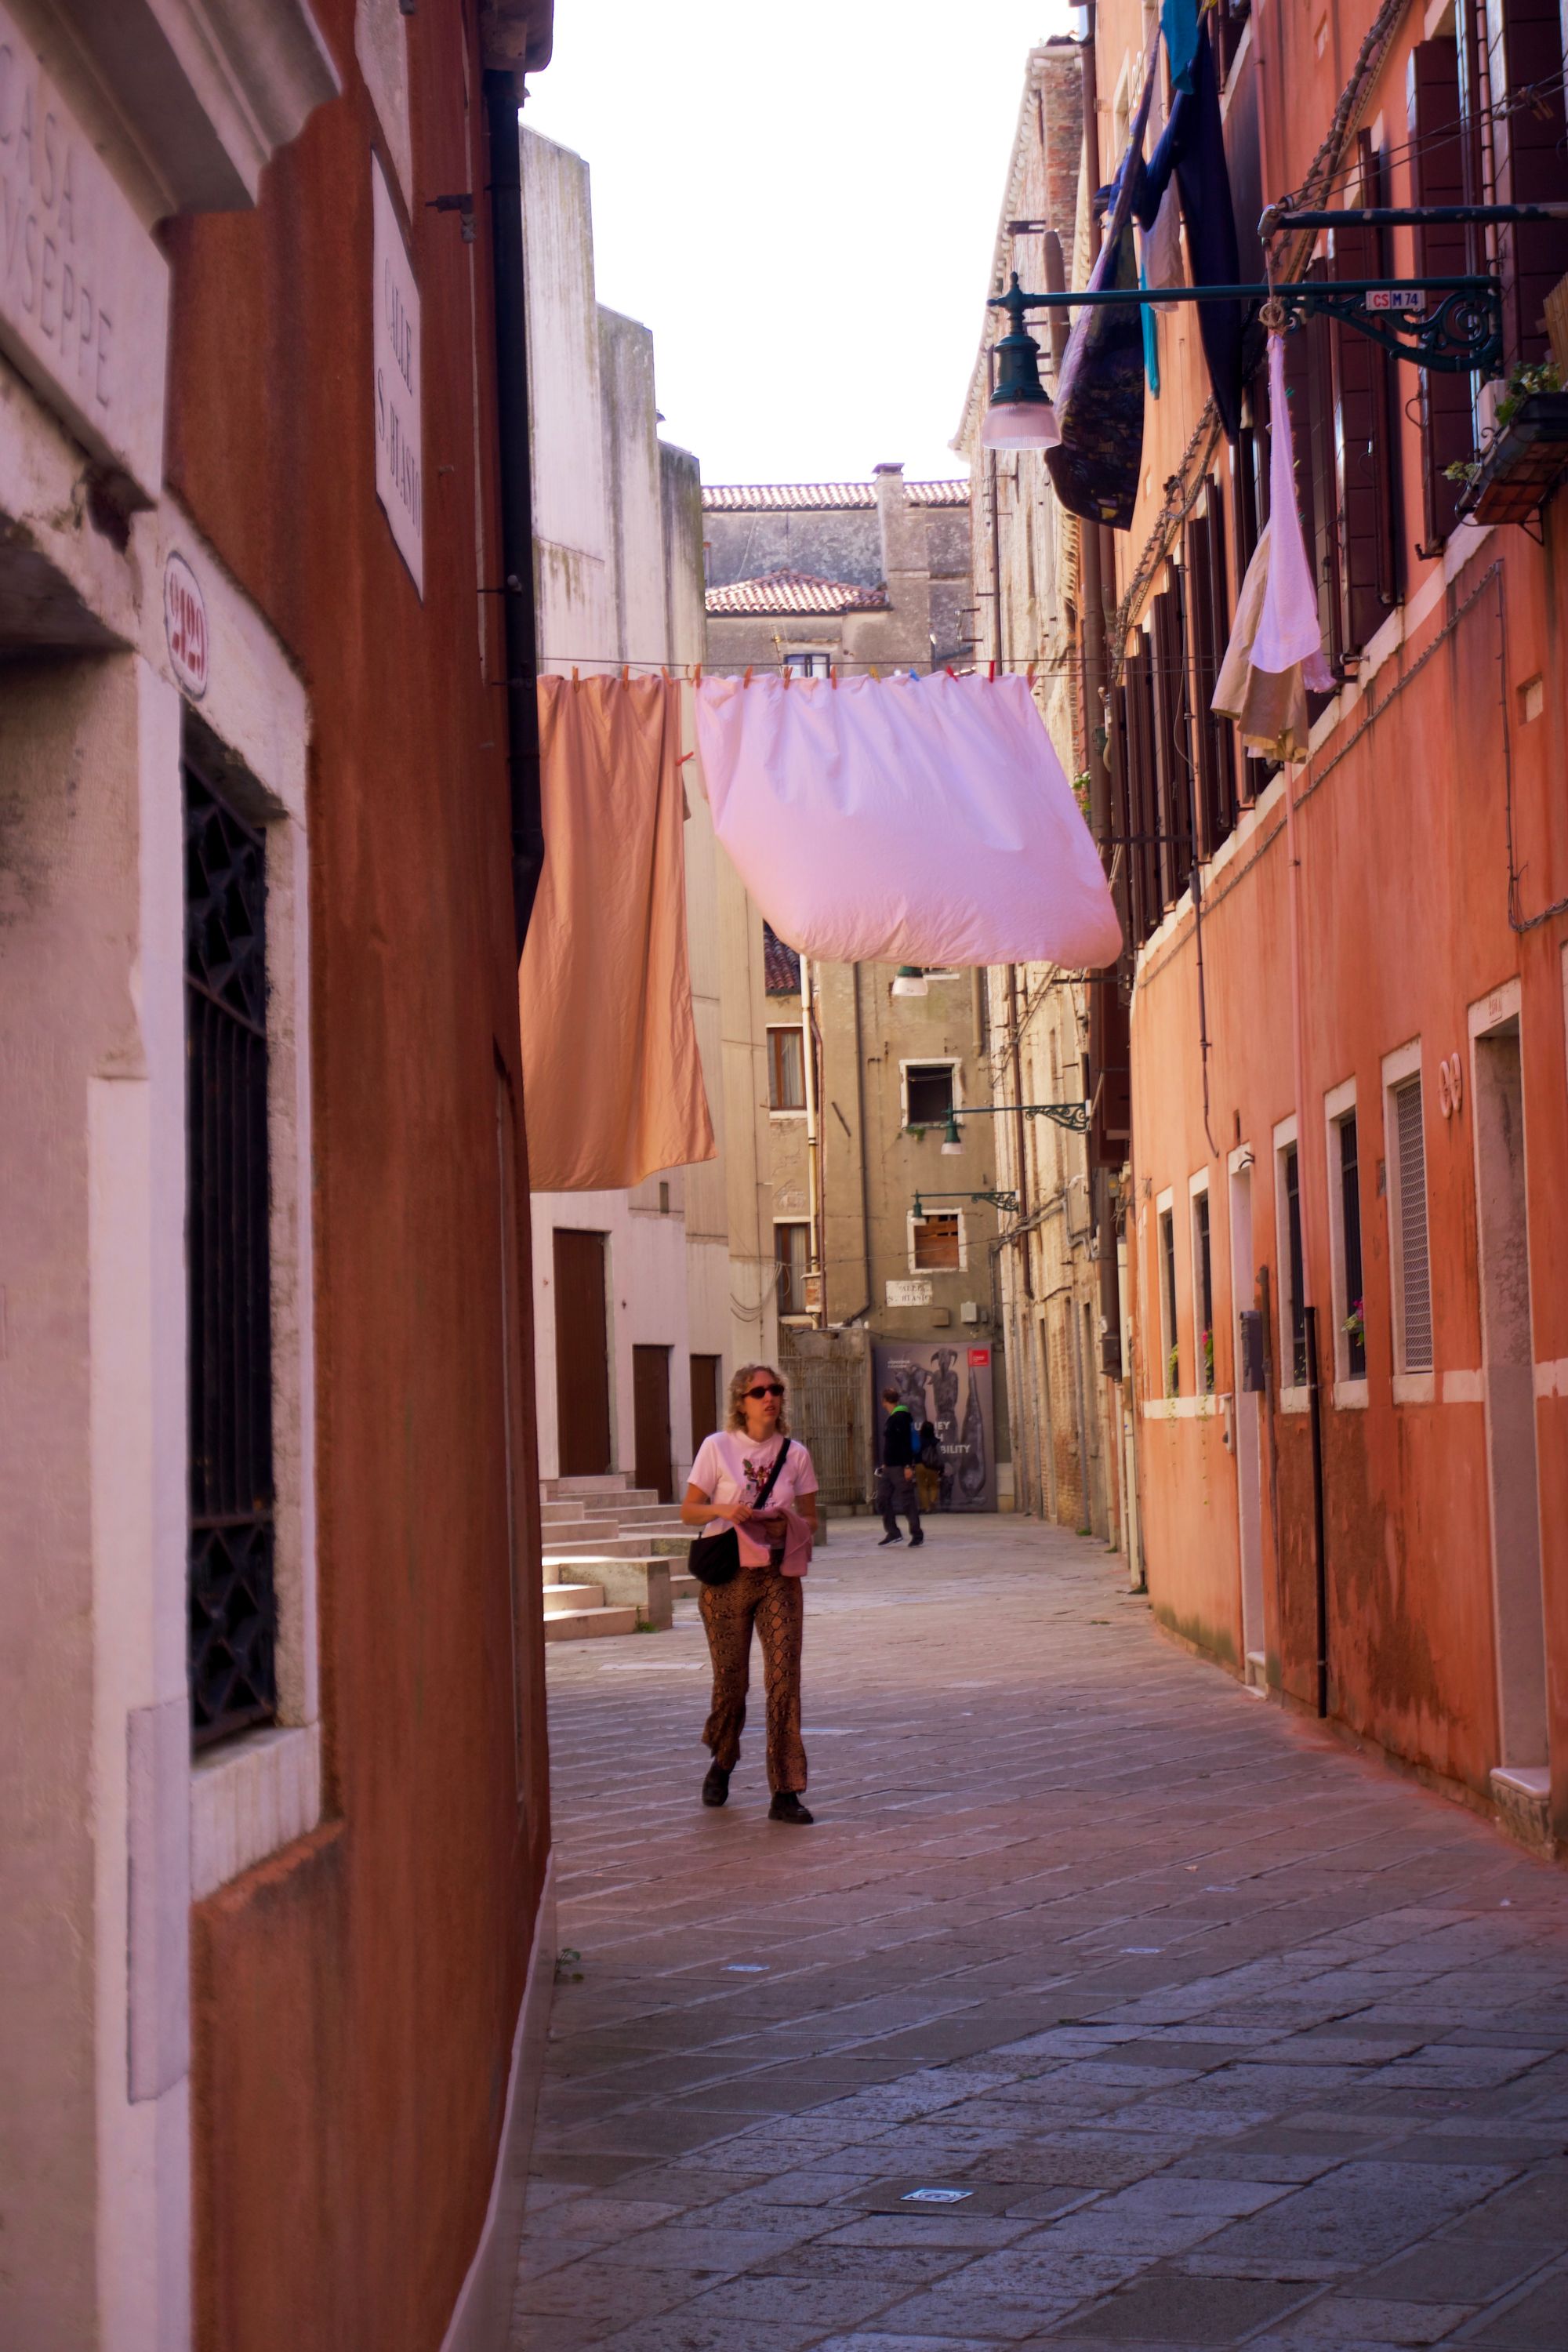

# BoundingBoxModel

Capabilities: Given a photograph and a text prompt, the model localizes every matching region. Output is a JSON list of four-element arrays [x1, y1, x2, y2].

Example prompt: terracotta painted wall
[[1105, 0, 1568, 1831], [163, 5, 550, 2344]]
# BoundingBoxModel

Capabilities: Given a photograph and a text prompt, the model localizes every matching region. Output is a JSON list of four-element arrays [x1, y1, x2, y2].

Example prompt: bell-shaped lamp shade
[[891, 966, 928, 998], [982, 395, 1062, 451], [941, 1115, 964, 1156]]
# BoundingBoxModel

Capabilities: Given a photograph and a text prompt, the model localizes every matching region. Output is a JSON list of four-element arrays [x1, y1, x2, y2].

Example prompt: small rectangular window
[[1391, 1076, 1433, 1372], [913, 1213, 961, 1272], [1160, 1206, 1178, 1394], [774, 1221, 810, 1316], [1338, 1112, 1367, 1378], [1276, 1139, 1308, 1388], [1192, 1188, 1214, 1393], [785, 651, 831, 677], [906, 1064, 956, 1127], [768, 1025, 805, 1110]]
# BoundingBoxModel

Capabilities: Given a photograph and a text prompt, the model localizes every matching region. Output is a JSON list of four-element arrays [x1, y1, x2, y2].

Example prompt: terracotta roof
[[763, 923, 801, 994], [704, 570, 889, 616], [701, 480, 969, 512]]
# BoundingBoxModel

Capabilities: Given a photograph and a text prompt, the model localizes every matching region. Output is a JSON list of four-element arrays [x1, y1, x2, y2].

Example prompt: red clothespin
[[987, 658, 996, 682], [743, 665, 753, 687], [694, 662, 702, 686], [945, 664, 956, 679], [1027, 662, 1037, 688]]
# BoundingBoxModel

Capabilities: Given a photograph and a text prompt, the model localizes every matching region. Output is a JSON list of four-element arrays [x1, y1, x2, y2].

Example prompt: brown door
[[689, 1354, 722, 1455], [553, 1229, 612, 1475], [633, 1345, 673, 1502]]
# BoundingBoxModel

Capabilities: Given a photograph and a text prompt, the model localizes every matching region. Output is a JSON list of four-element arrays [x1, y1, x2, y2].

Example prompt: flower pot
[[1458, 393, 1568, 528]]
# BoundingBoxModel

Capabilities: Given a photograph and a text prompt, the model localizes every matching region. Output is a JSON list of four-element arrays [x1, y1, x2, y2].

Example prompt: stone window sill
[[191, 1721, 321, 1900]]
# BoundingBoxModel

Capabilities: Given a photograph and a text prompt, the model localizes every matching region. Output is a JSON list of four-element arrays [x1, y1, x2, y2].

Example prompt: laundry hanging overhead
[[1134, 19, 1245, 440], [520, 673, 716, 1191], [694, 671, 1123, 972], [1211, 331, 1334, 762]]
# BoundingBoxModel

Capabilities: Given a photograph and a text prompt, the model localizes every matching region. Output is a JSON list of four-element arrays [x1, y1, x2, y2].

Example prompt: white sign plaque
[[163, 551, 209, 699], [886, 1279, 933, 1308], [372, 151, 423, 594], [0, 6, 170, 498]]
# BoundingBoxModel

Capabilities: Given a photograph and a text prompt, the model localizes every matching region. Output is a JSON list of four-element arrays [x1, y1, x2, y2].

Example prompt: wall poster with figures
[[873, 1341, 996, 1512]]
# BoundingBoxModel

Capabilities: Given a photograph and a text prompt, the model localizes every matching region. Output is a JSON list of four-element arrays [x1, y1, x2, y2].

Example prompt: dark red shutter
[[1090, 981, 1131, 1167], [1485, 0, 1568, 367], [1409, 38, 1475, 548], [1283, 273, 1341, 673], [1124, 636, 1162, 946], [1328, 136, 1399, 653], [1150, 581, 1194, 908], [1185, 501, 1236, 858]]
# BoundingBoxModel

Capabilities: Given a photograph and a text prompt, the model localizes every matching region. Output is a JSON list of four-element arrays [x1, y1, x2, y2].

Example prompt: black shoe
[[877, 1533, 903, 1546], [768, 1791, 815, 1825], [909, 1533, 924, 1547], [702, 1763, 731, 1808]]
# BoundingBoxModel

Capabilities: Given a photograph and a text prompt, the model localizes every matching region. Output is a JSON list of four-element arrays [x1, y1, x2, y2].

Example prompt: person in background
[[681, 1363, 818, 1824], [876, 1386, 924, 1548], [916, 1415, 942, 1515]]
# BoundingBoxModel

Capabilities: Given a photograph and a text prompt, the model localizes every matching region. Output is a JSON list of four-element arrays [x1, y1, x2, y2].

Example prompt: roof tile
[[701, 480, 968, 512], [704, 570, 890, 617]]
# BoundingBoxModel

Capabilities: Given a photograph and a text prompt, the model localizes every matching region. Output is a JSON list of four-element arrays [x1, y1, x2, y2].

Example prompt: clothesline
[[534, 654, 1236, 682]]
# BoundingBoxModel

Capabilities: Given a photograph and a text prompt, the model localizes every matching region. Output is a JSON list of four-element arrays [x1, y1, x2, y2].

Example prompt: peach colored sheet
[[520, 674, 715, 1190]]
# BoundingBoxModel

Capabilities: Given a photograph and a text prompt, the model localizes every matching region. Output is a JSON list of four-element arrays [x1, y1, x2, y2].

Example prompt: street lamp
[[891, 966, 927, 997], [941, 1114, 964, 1156], [982, 273, 1060, 452]]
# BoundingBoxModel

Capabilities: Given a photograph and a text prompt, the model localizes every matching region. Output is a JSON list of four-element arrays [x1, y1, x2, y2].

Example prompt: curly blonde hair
[[726, 1362, 790, 1434]]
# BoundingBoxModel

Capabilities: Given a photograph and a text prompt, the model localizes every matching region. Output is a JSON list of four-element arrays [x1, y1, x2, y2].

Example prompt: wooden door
[[689, 1354, 722, 1455], [553, 1229, 611, 1475], [633, 1345, 673, 1502]]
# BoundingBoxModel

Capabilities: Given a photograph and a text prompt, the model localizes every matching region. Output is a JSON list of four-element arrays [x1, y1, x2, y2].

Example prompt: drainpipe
[[1284, 764, 1330, 1717], [851, 961, 873, 1328], [484, 69, 545, 953], [802, 956, 824, 1326]]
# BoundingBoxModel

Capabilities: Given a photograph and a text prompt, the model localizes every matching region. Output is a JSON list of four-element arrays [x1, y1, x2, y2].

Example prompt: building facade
[[702, 477, 1014, 1509], [1, 2, 557, 2343], [982, 0, 1568, 1849]]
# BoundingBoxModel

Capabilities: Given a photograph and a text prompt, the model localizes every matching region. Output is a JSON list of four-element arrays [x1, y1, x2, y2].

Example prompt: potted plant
[[1343, 1298, 1365, 1352], [1449, 359, 1568, 527], [1167, 1344, 1180, 1396], [1201, 1327, 1214, 1392]]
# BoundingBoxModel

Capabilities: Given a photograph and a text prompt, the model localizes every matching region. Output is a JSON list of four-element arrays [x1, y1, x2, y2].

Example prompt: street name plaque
[[372, 151, 423, 594]]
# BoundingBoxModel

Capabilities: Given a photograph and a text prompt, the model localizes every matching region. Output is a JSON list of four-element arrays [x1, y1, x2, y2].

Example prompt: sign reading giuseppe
[[0, 7, 170, 499], [372, 152, 423, 594]]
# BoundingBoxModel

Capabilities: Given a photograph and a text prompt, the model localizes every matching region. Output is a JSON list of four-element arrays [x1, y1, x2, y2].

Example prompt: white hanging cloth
[[694, 670, 1124, 971], [1211, 330, 1334, 760]]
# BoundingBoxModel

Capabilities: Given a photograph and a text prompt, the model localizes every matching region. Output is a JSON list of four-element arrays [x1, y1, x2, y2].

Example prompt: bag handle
[[753, 1437, 792, 1511]]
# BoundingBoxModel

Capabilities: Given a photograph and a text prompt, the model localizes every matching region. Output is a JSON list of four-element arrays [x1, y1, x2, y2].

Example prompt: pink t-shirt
[[689, 1432, 818, 1565]]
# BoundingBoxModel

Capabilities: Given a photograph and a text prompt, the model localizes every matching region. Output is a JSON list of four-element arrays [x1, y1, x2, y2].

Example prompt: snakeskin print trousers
[[699, 1563, 808, 1793]]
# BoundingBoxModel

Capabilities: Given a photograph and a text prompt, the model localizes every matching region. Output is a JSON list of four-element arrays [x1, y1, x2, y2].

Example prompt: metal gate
[[782, 1342, 870, 1508]]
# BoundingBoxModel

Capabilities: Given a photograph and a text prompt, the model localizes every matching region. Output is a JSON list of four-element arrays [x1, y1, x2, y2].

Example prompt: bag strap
[[754, 1437, 792, 1510]]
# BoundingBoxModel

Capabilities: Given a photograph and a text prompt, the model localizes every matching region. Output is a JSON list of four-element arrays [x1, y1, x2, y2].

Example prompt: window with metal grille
[[184, 759, 277, 1748], [1338, 1113, 1367, 1378], [913, 1213, 961, 1272], [1392, 1076, 1434, 1372], [767, 1024, 805, 1109], [774, 1221, 810, 1316], [905, 1063, 956, 1127], [1192, 1188, 1214, 1393], [1160, 1207, 1178, 1393]]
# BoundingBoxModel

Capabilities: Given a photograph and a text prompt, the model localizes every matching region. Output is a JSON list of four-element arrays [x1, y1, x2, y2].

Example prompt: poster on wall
[[873, 1342, 996, 1512]]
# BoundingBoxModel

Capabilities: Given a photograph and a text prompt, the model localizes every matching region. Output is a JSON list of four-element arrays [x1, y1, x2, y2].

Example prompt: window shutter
[[1395, 1078, 1434, 1372], [1328, 136, 1399, 653], [1149, 579, 1194, 908], [1281, 286, 1341, 675], [1089, 981, 1130, 1166], [1124, 635, 1163, 946], [1185, 499, 1236, 856], [1484, 0, 1568, 368], [1409, 39, 1475, 547]]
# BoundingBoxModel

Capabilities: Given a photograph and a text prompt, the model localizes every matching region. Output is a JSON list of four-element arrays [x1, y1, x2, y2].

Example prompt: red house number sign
[[164, 553, 209, 700]]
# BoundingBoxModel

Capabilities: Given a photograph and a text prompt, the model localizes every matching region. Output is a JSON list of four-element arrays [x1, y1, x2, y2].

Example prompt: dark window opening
[[184, 755, 276, 1749], [906, 1064, 956, 1127], [1195, 1191, 1214, 1393], [913, 1212, 961, 1272], [1283, 1142, 1308, 1387], [775, 1221, 810, 1316], [1160, 1207, 1179, 1394], [1339, 1114, 1367, 1379]]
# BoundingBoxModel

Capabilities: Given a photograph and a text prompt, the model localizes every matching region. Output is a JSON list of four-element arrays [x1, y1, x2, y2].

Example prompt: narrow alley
[[517, 1523, 1568, 2351]]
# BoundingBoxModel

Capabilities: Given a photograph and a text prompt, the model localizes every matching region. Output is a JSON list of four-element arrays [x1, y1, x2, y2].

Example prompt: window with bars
[[767, 1024, 805, 1110], [1390, 1076, 1434, 1374], [1192, 1187, 1214, 1394], [1159, 1207, 1179, 1394], [1337, 1112, 1367, 1380], [184, 759, 277, 1748]]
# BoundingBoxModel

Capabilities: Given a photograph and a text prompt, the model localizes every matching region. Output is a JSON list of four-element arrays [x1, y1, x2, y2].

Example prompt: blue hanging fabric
[[1161, 0, 1202, 94], [1135, 19, 1244, 440], [1139, 248, 1161, 396]]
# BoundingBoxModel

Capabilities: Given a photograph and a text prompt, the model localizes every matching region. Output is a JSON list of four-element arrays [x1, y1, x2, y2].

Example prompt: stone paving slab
[[511, 1520, 1568, 2349]]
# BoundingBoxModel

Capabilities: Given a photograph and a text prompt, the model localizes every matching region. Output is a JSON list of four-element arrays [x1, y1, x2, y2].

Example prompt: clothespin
[[869, 665, 880, 681], [829, 660, 837, 688], [621, 662, 630, 688], [988, 658, 996, 682], [677, 750, 695, 764], [1027, 662, 1037, 688], [743, 665, 753, 687], [572, 666, 579, 684], [945, 664, 956, 679], [781, 662, 791, 687], [694, 662, 702, 686]]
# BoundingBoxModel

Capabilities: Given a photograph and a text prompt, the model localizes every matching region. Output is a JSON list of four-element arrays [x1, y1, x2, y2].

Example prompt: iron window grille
[[184, 757, 278, 1748]]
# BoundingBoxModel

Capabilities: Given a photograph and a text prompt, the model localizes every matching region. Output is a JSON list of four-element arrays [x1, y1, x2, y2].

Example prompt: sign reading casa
[[0, 6, 169, 499], [372, 153, 423, 594]]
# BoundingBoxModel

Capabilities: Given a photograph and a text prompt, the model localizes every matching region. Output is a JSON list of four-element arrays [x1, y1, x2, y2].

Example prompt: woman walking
[[682, 1363, 818, 1824]]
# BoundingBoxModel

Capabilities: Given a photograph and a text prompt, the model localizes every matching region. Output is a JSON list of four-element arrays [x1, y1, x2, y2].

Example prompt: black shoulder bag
[[690, 1439, 793, 1588]]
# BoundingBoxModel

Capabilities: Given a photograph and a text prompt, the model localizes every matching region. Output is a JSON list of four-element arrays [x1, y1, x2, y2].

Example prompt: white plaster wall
[[531, 1193, 695, 1484]]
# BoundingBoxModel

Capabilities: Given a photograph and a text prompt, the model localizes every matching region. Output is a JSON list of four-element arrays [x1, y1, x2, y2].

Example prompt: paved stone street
[[512, 1519, 1568, 2351]]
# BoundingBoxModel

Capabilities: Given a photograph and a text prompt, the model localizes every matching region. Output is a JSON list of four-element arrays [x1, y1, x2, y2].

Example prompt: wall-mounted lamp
[[891, 966, 928, 998], [941, 1114, 964, 1156], [982, 274, 1060, 452]]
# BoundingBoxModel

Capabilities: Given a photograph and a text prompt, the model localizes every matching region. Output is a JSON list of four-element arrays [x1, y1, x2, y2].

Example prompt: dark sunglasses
[[745, 1383, 785, 1400]]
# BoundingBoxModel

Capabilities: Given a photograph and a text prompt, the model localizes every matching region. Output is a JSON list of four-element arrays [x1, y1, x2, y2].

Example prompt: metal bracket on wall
[[913, 1189, 1022, 1218]]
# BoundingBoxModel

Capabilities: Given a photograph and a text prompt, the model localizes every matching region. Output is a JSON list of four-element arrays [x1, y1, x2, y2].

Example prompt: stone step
[[671, 1573, 699, 1602], [542, 1475, 658, 1502], [545, 1535, 691, 1565], [543, 1581, 605, 1616], [538, 1515, 626, 1546], [543, 1605, 641, 1643], [542, 1554, 673, 1632]]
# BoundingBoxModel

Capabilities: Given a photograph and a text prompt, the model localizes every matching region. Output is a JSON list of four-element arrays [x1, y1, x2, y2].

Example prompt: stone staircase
[[539, 1474, 699, 1642]]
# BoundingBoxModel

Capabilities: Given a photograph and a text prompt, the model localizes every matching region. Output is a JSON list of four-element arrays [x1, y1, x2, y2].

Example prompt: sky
[[522, 0, 1076, 488]]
